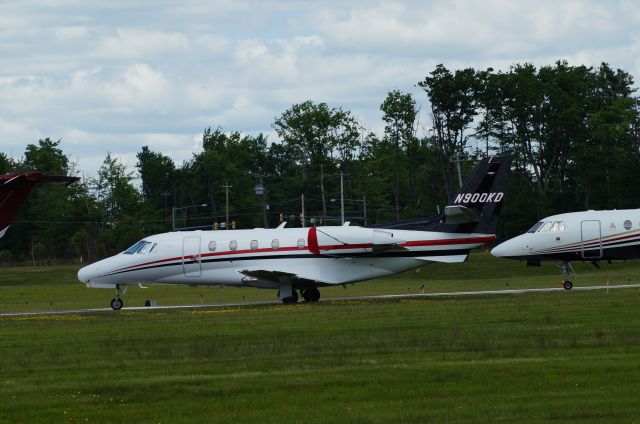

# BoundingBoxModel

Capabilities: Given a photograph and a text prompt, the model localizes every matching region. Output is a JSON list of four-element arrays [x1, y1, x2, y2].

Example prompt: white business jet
[[78, 157, 511, 310], [491, 210, 640, 289]]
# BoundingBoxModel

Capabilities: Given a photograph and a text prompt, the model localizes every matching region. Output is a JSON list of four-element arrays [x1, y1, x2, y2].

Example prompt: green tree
[[92, 153, 143, 253], [22, 138, 69, 174], [273, 101, 361, 219], [380, 90, 418, 220], [418, 65, 483, 199], [136, 146, 176, 210], [0, 152, 12, 173]]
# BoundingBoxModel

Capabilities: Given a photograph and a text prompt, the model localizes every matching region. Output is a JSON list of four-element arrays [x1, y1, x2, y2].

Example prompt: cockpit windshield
[[527, 222, 544, 233], [123, 240, 156, 254]]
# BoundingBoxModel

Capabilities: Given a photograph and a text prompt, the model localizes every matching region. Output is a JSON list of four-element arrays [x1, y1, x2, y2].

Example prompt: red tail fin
[[0, 173, 79, 238]]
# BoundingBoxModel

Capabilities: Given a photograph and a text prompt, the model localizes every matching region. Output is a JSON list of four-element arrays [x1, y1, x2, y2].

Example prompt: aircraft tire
[[302, 288, 320, 302], [111, 298, 123, 310], [309, 288, 321, 302], [282, 290, 299, 304], [563, 280, 573, 290]]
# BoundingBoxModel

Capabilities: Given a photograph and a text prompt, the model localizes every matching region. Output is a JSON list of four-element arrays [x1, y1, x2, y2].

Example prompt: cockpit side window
[[527, 222, 544, 233], [137, 242, 154, 254], [550, 221, 565, 232], [538, 221, 554, 232], [124, 240, 147, 254]]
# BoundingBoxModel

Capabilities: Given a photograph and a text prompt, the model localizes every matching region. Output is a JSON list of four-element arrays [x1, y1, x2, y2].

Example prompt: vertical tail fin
[[0, 173, 79, 238], [436, 156, 511, 234]]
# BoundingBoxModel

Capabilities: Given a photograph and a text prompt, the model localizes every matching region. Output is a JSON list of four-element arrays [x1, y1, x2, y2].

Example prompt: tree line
[[1, 61, 639, 264]]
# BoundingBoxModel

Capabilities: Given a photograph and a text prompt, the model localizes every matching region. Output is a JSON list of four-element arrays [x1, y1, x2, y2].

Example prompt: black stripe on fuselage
[[103, 249, 471, 277], [507, 244, 640, 262], [540, 235, 640, 254]]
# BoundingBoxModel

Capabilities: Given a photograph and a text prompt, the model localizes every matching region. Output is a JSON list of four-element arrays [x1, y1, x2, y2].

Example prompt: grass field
[[2, 254, 640, 422], [1, 252, 640, 312]]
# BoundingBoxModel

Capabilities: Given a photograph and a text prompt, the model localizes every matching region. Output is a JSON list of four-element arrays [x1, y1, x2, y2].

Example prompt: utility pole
[[340, 172, 345, 224], [337, 171, 349, 225], [450, 154, 465, 188], [363, 195, 367, 226], [301, 194, 305, 228], [223, 183, 232, 229]]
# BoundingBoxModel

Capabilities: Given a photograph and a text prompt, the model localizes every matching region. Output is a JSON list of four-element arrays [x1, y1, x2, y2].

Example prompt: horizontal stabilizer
[[444, 205, 480, 225], [416, 254, 468, 263]]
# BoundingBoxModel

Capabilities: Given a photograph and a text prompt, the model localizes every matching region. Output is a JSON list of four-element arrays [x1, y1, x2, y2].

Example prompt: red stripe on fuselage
[[401, 235, 496, 247], [111, 235, 494, 274]]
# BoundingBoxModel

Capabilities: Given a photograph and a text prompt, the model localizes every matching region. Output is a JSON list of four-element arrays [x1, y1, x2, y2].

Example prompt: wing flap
[[238, 268, 331, 288], [416, 254, 468, 263]]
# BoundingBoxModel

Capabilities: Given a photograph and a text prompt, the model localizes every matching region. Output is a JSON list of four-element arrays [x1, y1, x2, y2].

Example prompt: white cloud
[[93, 28, 191, 61], [196, 34, 232, 54], [0, 0, 639, 179], [54, 26, 89, 41]]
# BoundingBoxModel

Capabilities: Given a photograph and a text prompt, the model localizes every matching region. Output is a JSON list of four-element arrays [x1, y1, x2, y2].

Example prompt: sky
[[1, 0, 640, 177]]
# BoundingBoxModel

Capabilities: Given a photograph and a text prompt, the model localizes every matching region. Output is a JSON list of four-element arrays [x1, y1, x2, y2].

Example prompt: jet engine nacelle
[[308, 226, 406, 255]]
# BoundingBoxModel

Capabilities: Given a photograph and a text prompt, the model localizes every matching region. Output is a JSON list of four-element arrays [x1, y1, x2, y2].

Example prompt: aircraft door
[[182, 236, 202, 277], [580, 220, 602, 259]]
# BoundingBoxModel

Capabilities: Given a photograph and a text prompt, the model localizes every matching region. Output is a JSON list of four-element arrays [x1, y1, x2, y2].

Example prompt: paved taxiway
[[2, 283, 639, 317]]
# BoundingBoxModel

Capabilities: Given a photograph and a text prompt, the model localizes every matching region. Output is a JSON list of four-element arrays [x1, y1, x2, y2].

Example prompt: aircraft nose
[[77, 263, 100, 283], [491, 236, 525, 259], [491, 241, 512, 258]]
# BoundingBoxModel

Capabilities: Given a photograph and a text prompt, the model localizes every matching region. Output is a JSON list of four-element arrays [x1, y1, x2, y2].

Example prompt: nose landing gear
[[110, 284, 127, 310], [110, 297, 123, 310]]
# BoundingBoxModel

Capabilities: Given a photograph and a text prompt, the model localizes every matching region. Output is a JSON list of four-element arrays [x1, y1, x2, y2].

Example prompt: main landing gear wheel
[[110, 297, 123, 310], [302, 288, 321, 302], [281, 290, 299, 304], [559, 262, 575, 291]]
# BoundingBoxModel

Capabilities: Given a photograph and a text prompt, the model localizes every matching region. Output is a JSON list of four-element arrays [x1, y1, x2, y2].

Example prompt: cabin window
[[297, 238, 305, 249], [208, 241, 217, 252], [229, 240, 238, 251], [624, 220, 632, 230], [271, 239, 279, 249], [527, 222, 544, 233], [250, 240, 259, 250]]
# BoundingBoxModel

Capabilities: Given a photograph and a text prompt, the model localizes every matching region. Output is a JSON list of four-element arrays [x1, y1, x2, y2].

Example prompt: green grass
[[2, 255, 640, 422], [1, 291, 640, 423], [1, 252, 640, 312]]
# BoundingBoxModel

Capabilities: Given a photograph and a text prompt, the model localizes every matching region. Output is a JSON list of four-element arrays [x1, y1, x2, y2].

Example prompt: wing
[[238, 269, 331, 289], [416, 254, 468, 263]]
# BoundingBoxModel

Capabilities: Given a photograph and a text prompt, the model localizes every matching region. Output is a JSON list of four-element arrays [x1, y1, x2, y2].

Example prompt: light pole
[[330, 195, 367, 226], [253, 176, 268, 228], [172, 203, 207, 231], [223, 183, 232, 229], [336, 171, 349, 225]]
